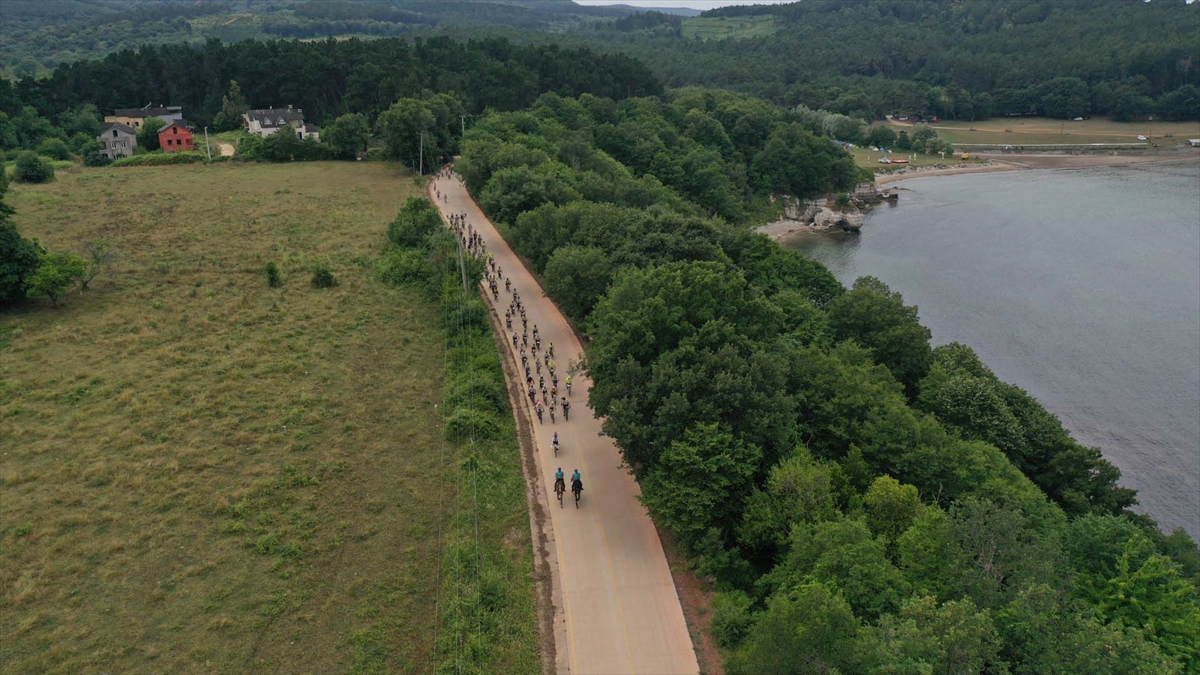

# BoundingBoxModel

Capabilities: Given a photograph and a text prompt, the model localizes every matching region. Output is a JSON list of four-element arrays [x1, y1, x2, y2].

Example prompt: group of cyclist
[[440, 174, 585, 507]]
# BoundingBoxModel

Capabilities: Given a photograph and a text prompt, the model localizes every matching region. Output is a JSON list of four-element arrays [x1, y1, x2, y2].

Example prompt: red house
[[158, 121, 194, 153]]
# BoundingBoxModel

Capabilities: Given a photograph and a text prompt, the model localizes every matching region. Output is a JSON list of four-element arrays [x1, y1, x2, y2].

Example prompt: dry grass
[[0, 162, 468, 673]]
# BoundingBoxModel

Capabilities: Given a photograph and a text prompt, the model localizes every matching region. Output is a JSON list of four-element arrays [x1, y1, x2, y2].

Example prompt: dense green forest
[[0, 35, 661, 154], [444, 92, 1200, 674], [0, 0, 636, 78], [575, 0, 1200, 121]]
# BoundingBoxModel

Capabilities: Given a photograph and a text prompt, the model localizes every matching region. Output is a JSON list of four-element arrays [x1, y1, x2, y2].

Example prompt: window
[[112, 130, 118, 137]]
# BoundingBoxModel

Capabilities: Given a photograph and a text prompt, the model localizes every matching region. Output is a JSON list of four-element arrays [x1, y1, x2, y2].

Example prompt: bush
[[1, 222, 44, 306], [377, 248, 431, 286], [110, 152, 205, 167], [13, 151, 54, 183], [834, 192, 851, 208], [265, 261, 282, 287], [444, 406, 501, 441], [446, 371, 507, 414], [387, 196, 443, 249], [37, 138, 71, 161], [26, 251, 87, 306], [712, 590, 756, 649], [81, 142, 111, 167], [310, 264, 337, 288]]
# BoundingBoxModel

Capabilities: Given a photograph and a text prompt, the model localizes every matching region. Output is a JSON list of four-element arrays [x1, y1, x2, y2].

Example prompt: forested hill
[[1, 36, 662, 128], [0, 0, 635, 79], [581, 0, 1200, 121]]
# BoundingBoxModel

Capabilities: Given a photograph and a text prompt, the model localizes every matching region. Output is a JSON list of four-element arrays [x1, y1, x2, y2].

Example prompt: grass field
[[682, 15, 779, 40], [898, 116, 1200, 147], [0, 162, 536, 674]]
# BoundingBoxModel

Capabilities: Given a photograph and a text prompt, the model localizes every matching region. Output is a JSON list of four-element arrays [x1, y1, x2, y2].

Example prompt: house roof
[[113, 106, 181, 118], [304, 124, 319, 132], [99, 121, 137, 135], [244, 108, 305, 128], [158, 121, 191, 133]]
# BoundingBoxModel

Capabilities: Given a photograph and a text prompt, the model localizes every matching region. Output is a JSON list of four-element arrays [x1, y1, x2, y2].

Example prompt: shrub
[[444, 406, 501, 441], [834, 192, 851, 209], [1, 222, 44, 306], [13, 151, 54, 183], [712, 590, 755, 649], [81, 142, 111, 167], [377, 248, 431, 286], [310, 264, 337, 288], [387, 196, 442, 249], [110, 152, 204, 167], [265, 261, 282, 287], [446, 371, 507, 414], [37, 138, 71, 161]]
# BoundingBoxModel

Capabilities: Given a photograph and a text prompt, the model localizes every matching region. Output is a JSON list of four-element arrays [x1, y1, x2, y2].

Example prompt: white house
[[242, 107, 318, 140]]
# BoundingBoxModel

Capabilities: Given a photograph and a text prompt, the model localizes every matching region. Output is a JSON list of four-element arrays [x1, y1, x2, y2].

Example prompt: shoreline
[[875, 149, 1199, 185]]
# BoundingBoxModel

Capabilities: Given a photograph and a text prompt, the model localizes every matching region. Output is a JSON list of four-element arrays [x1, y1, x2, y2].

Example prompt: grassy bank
[[0, 162, 534, 673], [901, 116, 1200, 147]]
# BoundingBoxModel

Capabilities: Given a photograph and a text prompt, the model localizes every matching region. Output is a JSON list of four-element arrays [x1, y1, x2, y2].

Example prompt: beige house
[[97, 122, 137, 159], [242, 107, 318, 140], [104, 106, 183, 130]]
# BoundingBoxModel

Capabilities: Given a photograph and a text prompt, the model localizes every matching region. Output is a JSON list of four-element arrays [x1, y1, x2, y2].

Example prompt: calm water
[[789, 162, 1200, 538]]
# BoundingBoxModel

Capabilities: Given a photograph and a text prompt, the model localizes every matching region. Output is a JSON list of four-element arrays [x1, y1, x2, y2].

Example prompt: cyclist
[[562, 398, 570, 421], [566, 376, 572, 396]]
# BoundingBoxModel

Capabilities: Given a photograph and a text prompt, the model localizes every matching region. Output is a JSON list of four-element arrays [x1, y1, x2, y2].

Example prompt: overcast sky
[[573, 0, 797, 10]]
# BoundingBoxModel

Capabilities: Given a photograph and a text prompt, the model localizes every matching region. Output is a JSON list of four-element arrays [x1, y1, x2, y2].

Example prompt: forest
[[0, 0, 635, 78], [575, 0, 1200, 121], [442, 91, 1200, 674]]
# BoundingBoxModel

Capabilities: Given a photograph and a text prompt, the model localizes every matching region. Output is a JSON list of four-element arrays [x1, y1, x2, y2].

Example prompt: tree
[[739, 450, 836, 553], [1, 181, 44, 306], [1086, 534, 1200, 669], [827, 276, 932, 396], [1157, 84, 1200, 122], [80, 240, 115, 289], [13, 151, 54, 183], [376, 98, 436, 169], [478, 165, 579, 226], [1039, 77, 1091, 119], [728, 581, 858, 675], [640, 423, 761, 547], [542, 245, 612, 320], [854, 595, 1003, 675], [864, 475, 923, 541], [212, 80, 248, 131], [26, 251, 87, 306], [865, 123, 897, 148], [36, 137, 70, 160], [137, 117, 166, 151], [774, 518, 911, 621], [324, 112, 370, 159]]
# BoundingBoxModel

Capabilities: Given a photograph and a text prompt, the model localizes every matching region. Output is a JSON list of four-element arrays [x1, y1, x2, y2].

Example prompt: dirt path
[[432, 174, 700, 675], [215, 140, 235, 157]]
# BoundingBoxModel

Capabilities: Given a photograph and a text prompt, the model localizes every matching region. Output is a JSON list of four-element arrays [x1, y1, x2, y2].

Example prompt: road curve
[[431, 173, 700, 675]]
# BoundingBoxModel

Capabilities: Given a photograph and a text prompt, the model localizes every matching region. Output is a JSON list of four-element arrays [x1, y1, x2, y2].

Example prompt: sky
[[573, 0, 797, 10]]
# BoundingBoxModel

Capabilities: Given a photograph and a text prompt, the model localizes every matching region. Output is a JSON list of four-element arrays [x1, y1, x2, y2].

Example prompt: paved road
[[432, 174, 700, 675]]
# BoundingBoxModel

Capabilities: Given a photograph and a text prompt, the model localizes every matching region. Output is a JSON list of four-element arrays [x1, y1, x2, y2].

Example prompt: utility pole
[[461, 115, 467, 137], [418, 132, 424, 176], [204, 126, 212, 160], [456, 233, 469, 293]]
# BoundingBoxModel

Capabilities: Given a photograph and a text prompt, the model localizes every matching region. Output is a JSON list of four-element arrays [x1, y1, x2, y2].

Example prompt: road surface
[[431, 174, 700, 675]]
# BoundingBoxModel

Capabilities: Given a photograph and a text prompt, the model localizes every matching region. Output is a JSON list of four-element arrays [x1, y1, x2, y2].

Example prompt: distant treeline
[[582, 0, 1200, 121], [1, 36, 663, 128]]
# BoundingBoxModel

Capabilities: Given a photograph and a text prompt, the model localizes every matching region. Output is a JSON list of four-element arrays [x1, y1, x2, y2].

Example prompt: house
[[97, 122, 137, 159], [158, 121, 194, 153], [105, 105, 184, 130], [242, 107, 318, 140], [1189, 139, 1200, 147]]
